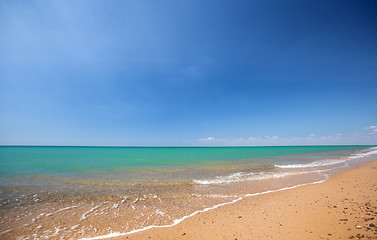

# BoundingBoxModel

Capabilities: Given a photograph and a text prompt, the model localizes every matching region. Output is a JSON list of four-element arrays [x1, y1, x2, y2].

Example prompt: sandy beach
[[113, 160, 377, 240], [1, 152, 376, 240]]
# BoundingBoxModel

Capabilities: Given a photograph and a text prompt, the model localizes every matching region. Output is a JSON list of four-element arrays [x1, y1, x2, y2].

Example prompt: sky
[[1, 0, 377, 146]]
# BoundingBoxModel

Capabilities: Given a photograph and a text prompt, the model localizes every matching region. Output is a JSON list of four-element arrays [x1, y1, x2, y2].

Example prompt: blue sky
[[1, 0, 377, 146]]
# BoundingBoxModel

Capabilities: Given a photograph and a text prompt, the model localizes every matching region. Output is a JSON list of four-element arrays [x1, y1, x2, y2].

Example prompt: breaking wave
[[275, 147, 377, 169]]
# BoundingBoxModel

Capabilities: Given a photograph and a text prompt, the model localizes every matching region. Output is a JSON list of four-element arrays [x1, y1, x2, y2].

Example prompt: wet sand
[[116, 160, 377, 240]]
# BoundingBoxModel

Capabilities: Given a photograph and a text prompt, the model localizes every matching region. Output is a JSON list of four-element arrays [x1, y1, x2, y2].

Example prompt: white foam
[[349, 147, 377, 159], [0, 229, 12, 235], [193, 169, 324, 185], [195, 194, 239, 198], [276, 147, 377, 169], [155, 209, 164, 216], [45, 206, 78, 217], [71, 225, 80, 230], [78, 176, 328, 240], [275, 159, 346, 169], [193, 171, 254, 185], [81, 206, 100, 220]]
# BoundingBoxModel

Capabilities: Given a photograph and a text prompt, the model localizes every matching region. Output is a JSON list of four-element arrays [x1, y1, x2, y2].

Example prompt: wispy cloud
[[197, 130, 377, 146], [197, 134, 332, 146], [364, 126, 377, 135], [198, 137, 216, 142]]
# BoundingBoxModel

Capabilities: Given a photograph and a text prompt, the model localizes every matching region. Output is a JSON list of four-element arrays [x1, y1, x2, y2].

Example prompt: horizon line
[[0, 144, 375, 148]]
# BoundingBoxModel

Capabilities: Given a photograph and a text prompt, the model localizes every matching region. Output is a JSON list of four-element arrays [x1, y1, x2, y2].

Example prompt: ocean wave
[[275, 159, 346, 169], [195, 147, 377, 185], [192, 169, 324, 185], [275, 146, 377, 169], [348, 147, 377, 159]]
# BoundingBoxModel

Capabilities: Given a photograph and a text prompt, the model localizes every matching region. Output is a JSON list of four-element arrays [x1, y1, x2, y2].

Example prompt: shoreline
[[110, 160, 377, 239], [80, 179, 330, 240], [1, 149, 376, 239]]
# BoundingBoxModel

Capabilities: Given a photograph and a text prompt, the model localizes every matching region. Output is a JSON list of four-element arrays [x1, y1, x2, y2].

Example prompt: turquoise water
[[0, 145, 373, 177]]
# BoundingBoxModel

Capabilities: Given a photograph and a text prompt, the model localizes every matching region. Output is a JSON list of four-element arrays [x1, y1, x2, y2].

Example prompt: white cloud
[[364, 125, 377, 135], [196, 133, 366, 146], [370, 129, 377, 135], [195, 127, 377, 146], [198, 135, 291, 146], [199, 137, 216, 142]]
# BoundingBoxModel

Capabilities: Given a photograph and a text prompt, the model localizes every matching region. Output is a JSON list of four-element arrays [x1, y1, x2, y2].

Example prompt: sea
[[0, 145, 376, 239]]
